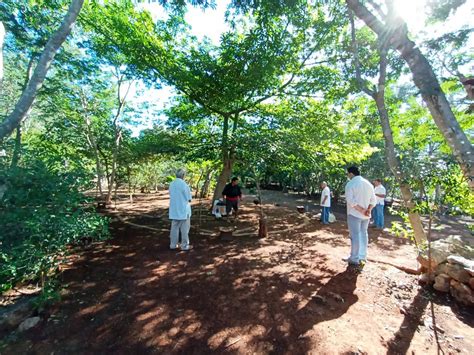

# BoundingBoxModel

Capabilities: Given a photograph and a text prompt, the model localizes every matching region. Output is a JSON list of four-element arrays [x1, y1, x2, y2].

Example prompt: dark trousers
[[225, 199, 239, 215]]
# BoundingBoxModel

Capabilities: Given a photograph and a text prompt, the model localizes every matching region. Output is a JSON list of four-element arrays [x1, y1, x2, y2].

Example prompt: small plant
[[33, 279, 62, 310]]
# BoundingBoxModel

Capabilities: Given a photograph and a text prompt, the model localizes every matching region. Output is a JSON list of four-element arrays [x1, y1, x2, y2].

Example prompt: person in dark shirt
[[222, 177, 242, 219]]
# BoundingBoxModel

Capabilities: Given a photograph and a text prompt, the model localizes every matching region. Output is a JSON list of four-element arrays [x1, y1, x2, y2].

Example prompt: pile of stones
[[418, 235, 474, 306]]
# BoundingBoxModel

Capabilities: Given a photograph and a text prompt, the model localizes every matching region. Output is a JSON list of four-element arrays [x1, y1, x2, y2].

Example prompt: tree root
[[367, 258, 422, 275]]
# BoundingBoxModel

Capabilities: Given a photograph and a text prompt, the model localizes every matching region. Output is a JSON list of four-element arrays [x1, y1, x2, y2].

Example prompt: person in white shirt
[[168, 169, 192, 251], [320, 181, 331, 224], [373, 179, 386, 229], [344, 166, 376, 268]]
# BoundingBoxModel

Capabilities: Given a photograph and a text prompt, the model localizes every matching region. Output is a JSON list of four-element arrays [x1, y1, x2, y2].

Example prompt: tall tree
[[348, 13, 427, 245], [84, 0, 344, 201], [0, 0, 84, 140], [346, 0, 474, 189], [105, 68, 134, 204]]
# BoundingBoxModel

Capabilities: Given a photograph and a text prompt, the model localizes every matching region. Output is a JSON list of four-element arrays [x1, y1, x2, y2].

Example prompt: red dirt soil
[[2, 190, 473, 354]]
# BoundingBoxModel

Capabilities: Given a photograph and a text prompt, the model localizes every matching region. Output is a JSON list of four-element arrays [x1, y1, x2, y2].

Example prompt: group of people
[[167, 166, 386, 270]]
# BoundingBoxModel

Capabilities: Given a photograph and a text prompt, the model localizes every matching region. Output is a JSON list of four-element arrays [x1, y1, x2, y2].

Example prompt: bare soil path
[[2, 190, 473, 354]]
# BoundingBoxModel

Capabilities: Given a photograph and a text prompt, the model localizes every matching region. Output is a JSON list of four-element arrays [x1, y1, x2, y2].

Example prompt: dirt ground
[[2, 190, 473, 354]]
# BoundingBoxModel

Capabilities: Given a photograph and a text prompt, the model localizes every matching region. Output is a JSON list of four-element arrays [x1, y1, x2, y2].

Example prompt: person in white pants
[[168, 169, 192, 251]]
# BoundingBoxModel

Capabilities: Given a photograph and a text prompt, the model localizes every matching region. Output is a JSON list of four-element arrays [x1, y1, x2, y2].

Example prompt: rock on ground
[[433, 273, 451, 293], [450, 280, 474, 306], [17, 317, 41, 332], [445, 263, 472, 284]]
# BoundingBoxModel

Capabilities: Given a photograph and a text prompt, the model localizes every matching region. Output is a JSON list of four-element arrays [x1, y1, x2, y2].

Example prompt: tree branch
[[366, 0, 386, 19], [346, 0, 387, 37], [0, 0, 85, 140], [349, 8, 376, 97]]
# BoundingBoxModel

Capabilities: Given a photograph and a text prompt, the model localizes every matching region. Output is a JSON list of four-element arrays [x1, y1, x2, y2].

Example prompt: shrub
[[0, 158, 109, 292]]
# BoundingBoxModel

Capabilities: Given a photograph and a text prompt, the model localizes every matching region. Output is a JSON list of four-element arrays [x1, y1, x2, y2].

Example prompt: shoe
[[181, 245, 193, 251], [359, 260, 366, 269], [347, 263, 362, 273], [169, 247, 178, 251]]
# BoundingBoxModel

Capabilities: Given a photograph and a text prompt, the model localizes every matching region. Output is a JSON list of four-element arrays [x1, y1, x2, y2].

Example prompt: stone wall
[[418, 235, 474, 306]]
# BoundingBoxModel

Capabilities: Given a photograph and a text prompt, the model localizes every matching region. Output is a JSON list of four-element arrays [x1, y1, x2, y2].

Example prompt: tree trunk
[[194, 170, 204, 198], [212, 157, 234, 203], [93, 146, 103, 198], [106, 129, 122, 204], [97, 146, 110, 192], [10, 125, 22, 168], [374, 95, 426, 245], [349, 10, 427, 245], [211, 114, 233, 203], [94, 149, 104, 198], [105, 74, 131, 204], [83, 114, 104, 198], [373, 46, 426, 246], [200, 169, 213, 198], [346, 0, 474, 190], [0, 0, 85, 140], [10, 57, 36, 168]]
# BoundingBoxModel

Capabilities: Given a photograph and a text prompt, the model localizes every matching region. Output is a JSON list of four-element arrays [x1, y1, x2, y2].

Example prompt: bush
[[0, 158, 109, 292]]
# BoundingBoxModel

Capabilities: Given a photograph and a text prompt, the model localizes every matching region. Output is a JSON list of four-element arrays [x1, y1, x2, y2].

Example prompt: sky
[[126, 0, 474, 136]]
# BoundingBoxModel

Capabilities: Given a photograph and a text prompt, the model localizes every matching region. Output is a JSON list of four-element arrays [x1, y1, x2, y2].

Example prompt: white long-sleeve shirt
[[169, 178, 192, 220], [345, 175, 376, 219]]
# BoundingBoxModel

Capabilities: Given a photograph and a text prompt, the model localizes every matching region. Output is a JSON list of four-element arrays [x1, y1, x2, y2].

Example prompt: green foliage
[[422, 164, 474, 216], [389, 210, 415, 242], [0, 152, 109, 292], [0, 0, 472, 296], [33, 279, 62, 308], [233, 98, 376, 196]]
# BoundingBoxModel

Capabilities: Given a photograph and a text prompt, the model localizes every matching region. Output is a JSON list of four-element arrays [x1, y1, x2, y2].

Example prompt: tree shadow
[[289, 267, 360, 346], [4, 203, 365, 353], [8, 193, 470, 354], [384, 286, 474, 355], [386, 288, 431, 354]]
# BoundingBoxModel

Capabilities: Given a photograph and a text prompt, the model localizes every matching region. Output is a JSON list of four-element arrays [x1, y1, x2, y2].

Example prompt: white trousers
[[170, 218, 191, 250]]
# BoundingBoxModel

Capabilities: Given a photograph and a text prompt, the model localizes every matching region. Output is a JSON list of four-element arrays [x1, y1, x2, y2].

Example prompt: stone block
[[445, 263, 471, 283], [450, 280, 474, 306], [433, 273, 451, 292]]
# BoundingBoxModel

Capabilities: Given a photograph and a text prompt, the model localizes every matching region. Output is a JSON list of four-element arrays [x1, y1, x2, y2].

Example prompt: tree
[[105, 67, 134, 204], [346, 0, 474, 189], [87, 1, 344, 202], [0, 0, 85, 141], [235, 98, 375, 199], [348, 12, 427, 245]]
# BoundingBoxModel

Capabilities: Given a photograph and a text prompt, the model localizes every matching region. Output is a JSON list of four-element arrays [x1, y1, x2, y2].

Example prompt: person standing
[[168, 169, 192, 251], [320, 181, 331, 224], [344, 166, 376, 268], [222, 177, 242, 219], [373, 179, 386, 229]]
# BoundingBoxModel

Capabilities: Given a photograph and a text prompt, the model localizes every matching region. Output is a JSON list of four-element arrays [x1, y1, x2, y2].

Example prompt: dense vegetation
[[0, 0, 472, 292]]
